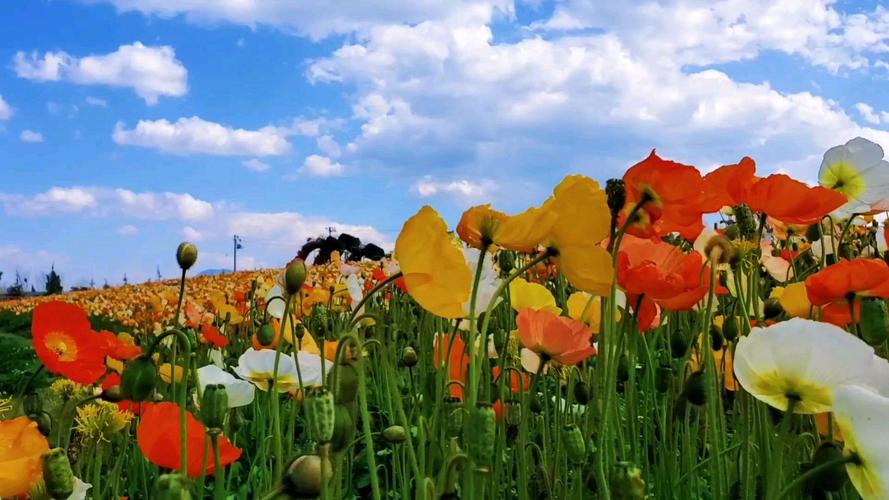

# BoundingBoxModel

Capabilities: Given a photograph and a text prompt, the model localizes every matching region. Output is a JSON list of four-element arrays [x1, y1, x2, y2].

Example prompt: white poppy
[[197, 364, 256, 407], [819, 137, 889, 217], [461, 246, 502, 318], [209, 349, 225, 369], [832, 385, 889, 499], [234, 348, 328, 392], [265, 284, 286, 319], [346, 274, 364, 310], [66, 477, 92, 500], [733, 318, 883, 413], [811, 233, 837, 259]]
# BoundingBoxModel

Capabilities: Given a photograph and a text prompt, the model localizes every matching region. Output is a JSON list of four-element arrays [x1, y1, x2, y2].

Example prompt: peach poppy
[[32, 301, 108, 384], [620, 150, 705, 239], [98, 330, 141, 361], [805, 258, 889, 326], [433, 333, 468, 399], [743, 174, 847, 225], [136, 402, 241, 477], [698, 157, 757, 213], [0, 416, 50, 497], [516, 309, 596, 366], [200, 324, 229, 349]]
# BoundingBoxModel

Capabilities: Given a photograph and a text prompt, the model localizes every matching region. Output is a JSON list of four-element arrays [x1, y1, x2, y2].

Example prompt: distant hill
[[196, 268, 231, 276]]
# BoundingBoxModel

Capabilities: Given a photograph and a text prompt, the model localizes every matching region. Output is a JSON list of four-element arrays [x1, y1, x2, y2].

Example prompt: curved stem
[[347, 272, 403, 328], [773, 455, 855, 500]]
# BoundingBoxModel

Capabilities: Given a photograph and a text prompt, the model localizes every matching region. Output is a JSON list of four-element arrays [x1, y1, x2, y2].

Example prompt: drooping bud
[[610, 462, 646, 500], [710, 325, 724, 351], [721, 316, 740, 342], [562, 424, 587, 464], [333, 360, 359, 405], [42, 448, 75, 499], [400, 346, 418, 368], [283, 454, 332, 499], [806, 223, 822, 242], [670, 330, 688, 358], [152, 474, 193, 499], [306, 387, 336, 442], [120, 355, 157, 402], [256, 322, 276, 347], [330, 404, 356, 453], [176, 242, 198, 271], [382, 425, 407, 444], [683, 372, 706, 406], [35, 411, 52, 436], [655, 366, 672, 393], [605, 179, 626, 215], [573, 381, 591, 405], [201, 384, 228, 433], [806, 443, 849, 493], [284, 259, 308, 295], [860, 297, 889, 346], [466, 404, 496, 468], [497, 250, 515, 275], [704, 235, 735, 265]]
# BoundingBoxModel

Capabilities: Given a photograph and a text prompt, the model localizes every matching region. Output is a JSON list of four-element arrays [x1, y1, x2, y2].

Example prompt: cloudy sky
[[2, 0, 889, 287]]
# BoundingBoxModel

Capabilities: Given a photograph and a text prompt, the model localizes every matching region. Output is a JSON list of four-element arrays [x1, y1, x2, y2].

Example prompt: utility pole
[[326, 226, 336, 237], [233, 235, 243, 272]]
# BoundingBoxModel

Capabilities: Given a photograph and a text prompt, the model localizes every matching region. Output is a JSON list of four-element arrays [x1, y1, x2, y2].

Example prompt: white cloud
[[243, 158, 271, 172], [19, 130, 44, 143], [181, 226, 204, 241], [31, 187, 98, 212], [14, 42, 187, 104], [114, 189, 215, 220], [0, 95, 12, 121], [412, 176, 494, 200], [316, 135, 342, 157], [85, 96, 107, 107], [855, 102, 889, 125], [118, 224, 138, 236], [300, 154, 344, 176], [226, 211, 390, 250], [113, 117, 291, 156], [92, 0, 514, 40]]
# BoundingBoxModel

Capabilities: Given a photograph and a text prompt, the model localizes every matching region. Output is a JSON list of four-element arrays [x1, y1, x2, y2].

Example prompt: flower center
[[46, 331, 78, 362]]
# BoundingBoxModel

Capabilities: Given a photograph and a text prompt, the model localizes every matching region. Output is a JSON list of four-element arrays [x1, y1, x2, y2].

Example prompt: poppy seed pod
[[175, 242, 198, 271], [860, 297, 889, 346], [497, 250, 515, 275], [120, 355, 158, 402], [306, 387, 335, 442], [605, 178, 626, 215], [42, 448, 74, 499], [466, 404, 496, 468], [284, 259, 308, 295], [201, 384, 228, 432], [283, 454, 333, 499], [152, 474, 193, 500], [382, 425, 407, 444]]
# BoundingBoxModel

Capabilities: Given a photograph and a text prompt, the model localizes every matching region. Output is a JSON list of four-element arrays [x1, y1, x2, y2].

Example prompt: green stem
[[774, 455, 855, 500]]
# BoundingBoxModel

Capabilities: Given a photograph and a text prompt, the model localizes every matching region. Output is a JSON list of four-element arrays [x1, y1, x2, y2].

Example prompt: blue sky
[[1, 0, 889, 288]]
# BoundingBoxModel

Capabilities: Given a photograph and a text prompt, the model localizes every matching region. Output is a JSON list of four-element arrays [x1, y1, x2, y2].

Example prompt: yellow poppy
[[509, 277, 561, 314], [457, 203, 557, 253], [395, 206, 473, 319], [0, 416, 49, 497], [216, 304, 244, 324], [567, 291, 617, 333], [159, 363, 185, 384], [772, 282, 811, 318]]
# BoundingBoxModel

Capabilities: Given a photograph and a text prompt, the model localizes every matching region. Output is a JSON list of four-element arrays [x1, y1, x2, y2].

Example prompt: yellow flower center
[[821, 162, 866, 200], [45, 331, 78, 362]]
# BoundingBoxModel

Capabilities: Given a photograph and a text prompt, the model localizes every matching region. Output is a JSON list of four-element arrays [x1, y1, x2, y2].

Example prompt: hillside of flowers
[[5, 137, 889, 499]]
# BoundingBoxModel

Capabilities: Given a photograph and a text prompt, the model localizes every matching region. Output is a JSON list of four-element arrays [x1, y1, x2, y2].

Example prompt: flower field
[[6, 138, 889, 499]]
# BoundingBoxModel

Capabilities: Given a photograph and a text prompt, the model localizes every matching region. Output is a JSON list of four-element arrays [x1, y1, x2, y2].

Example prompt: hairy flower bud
[[606, 178, 626, 215], [120, 355, 157, 403], [284, 259, 308, 295], [201, 384, 228, 432], [466, 404, 496, 468], [382, 425, 407, 444], [563, 424, 587, 464], [42, 448, 75, 499], [400, 346, 418, 368], [176, 242, 198, 271]]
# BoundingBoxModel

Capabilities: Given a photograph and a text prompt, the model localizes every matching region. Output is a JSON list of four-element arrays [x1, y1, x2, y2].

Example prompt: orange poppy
[[516, 309, 596, 365], [200, 324, 229, 349], [32, 301, 107, 384], [620, 150, 705, 239], [136, 402, 242, 477], [492, 365, 530, 394], [743, 174, 847, 225], [98, 330, 141, 361], [433, 333, 468, 399], [0, 416, 50, 497], [805, 258, 889, 326], [698, 157, 757, 213]]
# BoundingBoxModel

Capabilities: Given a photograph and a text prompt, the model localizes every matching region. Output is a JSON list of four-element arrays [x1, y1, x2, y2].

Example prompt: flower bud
[[256, 323, 276, 347], [382, 425, 407, 444], [176, 242, 198, 271], [120, 355, 158, 402], [401, 346, 418, 368], [35, 411, 52, 436], [330, 404, 355, 453], [806, 223, 822, 242], [704, 235, 735, 265], [860, 297, 889, 346], [573, 381, 591, 405], [444, 397, 463, 438], [683, 371, 706, 406], [284, 259, 308, 295], [201, 384, 228, 433], [466, 404, 496, 468], [562, 424, 587, 464], [306, 387, 336, 442], [605, 178, 626, 215], [283, 454, 332, 499], [721, 316, 740, 342], [152, 474, 193, 499], [42, 448, 74, 499], [333, 361, 359, 405], [806, 443, 849, 493], [497, 250, 515, 275], [610, 462, 646, 500], [670, 331, 688, 358], [23, 393, 42, 416]]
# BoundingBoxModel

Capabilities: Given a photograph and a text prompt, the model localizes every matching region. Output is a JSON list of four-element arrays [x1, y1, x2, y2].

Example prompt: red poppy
[[137, 402, 241, 477], [805, 258, 889, 326], [32, 301, 107, 384], [433, 333, 468, 399], [618, 236, 719, 331], [743, 174, 847, 225], [200, 324, 229, 348], [620, 150, 706, 239], [101, 373, 143, 415], [698, 157, 757, 213], [98, 331, 141, 361], [516, 309, 596, 365]]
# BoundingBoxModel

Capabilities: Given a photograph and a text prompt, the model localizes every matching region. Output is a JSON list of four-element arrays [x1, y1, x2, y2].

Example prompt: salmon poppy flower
[[433, 333, 468, 399], [620, 150, 706, 239], [395, 206, 473, 319], [32, 301, 108, 384], [200, 324, 229, 348], [805, 258, 889, 326], [98, 330, 141, 361], [743, 174, 847, 225], [0, 416, 50, 497], [516, 308, 596, 366], [698, 157, 758, 213], [137, 402, 242, 477]]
